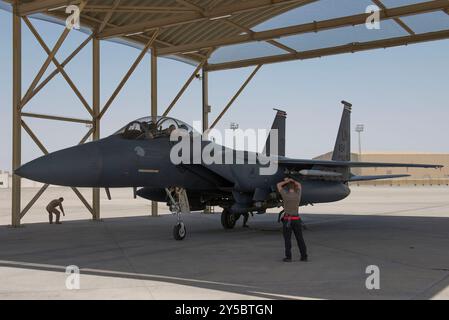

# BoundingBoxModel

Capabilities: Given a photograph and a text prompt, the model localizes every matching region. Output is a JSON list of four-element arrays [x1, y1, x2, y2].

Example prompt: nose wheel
[[166, 188, 190, 241], [173, 222, 186, 241]]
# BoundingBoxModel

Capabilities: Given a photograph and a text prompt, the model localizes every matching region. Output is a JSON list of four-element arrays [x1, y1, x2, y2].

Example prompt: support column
[[11, 7, 22, 227], [202, 67, 209, 133], [92, 38, 100, 220], [202, 66, 212, 214], [151, 47, 158, 217]]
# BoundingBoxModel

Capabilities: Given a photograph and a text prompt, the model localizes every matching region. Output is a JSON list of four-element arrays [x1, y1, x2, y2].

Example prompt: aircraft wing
[[179, 164, 234, 188], [349, 174, 411, 182], [278, 159, 443, 169]]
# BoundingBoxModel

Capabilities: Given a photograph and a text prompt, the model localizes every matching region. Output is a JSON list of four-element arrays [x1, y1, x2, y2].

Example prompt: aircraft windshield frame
[[114, 116, 196, 140]]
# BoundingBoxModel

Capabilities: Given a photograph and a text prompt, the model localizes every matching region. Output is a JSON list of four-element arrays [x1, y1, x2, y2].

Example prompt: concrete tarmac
[[0, 187, 449, 300]]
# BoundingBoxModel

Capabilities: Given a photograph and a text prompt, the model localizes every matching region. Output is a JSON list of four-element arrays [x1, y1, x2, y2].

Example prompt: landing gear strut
[[221, 208, 237, 229], [166, 188, 189, 241]]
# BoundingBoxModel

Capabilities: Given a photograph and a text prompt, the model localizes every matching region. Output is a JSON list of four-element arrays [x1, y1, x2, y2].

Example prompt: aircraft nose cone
[[15, 143, 103, 187]]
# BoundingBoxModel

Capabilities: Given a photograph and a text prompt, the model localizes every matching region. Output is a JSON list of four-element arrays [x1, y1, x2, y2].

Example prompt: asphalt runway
[[0, 186, 448, 300]]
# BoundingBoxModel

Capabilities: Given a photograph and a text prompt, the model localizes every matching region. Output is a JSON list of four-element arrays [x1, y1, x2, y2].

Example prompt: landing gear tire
[[173, 222, 186, 241], [221, 208, 237, 229]]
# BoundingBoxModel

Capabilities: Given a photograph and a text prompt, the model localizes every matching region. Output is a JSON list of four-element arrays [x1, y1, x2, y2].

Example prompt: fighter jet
[[16, 101, 443, 240]]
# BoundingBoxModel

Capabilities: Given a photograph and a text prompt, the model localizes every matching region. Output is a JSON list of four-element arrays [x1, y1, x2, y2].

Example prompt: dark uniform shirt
[[46, 199, 62, 212], [280, 189, 301, 216]]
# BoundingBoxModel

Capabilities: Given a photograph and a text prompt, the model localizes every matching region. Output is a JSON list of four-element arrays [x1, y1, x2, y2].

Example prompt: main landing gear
[[221, 208, 237, 229], [166, 187, 190, 241]]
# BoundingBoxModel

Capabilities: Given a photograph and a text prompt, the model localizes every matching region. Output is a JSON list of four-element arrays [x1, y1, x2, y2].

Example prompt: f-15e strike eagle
[[16, 101, 442, 240]]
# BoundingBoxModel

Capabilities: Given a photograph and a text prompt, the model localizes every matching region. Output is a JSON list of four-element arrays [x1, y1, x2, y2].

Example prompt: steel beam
[[92, 37, 100, 220], [222, 19, 297, 54], [95, 0, 121, 35], [371, 0, 415, 35], [162, 57, 209, 117], [21, 120, 49, 155], [72, 188, 94, 216], [85, 5, 195, 14], [22, 28, 70, 105], [98, 0, 312, 39], [207, 0, 225, 11], [176, 0, 204, 13], [20, 184, 50, 220], [79, 127, 94, 145], [37, 6, 207, 62], [206, 29, 449, 71], [22, 17, 93, 116], [21, 35, 93, 107], [19, 119, 50, 221], [11, 6, 22, 227], [10, 1, 100, 225], [202, 67, 209, 133], [151, 49, 158, 122], [21, 1, 87, 106], [21, 112, 92, 124], [99, 30, 159, 120], [17, 0, 80, 16], [210, 65, 262, 129], [151, 48, 158, 217], [158, 0, 449, 56], [202, 66, 212, 215]]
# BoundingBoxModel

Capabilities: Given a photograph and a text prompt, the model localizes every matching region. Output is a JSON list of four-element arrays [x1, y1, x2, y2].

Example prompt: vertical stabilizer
[[332, 101, 352, 162], [264, 109, 286, 157]]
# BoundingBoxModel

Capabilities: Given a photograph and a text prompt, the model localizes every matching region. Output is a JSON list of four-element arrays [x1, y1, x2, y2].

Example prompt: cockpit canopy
[[114, 116, 196, 140]]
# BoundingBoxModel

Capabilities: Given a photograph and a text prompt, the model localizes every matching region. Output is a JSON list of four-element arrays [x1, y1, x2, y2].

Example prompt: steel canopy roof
[[2, 0, 449, 70]]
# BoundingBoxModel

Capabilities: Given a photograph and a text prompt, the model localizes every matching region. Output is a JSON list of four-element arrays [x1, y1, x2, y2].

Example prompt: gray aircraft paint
[[16, 102, 442, 216]]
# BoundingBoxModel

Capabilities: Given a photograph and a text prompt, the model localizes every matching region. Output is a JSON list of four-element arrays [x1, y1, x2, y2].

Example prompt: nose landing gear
[[166, 187, 190, 241], [173, 221, 186, 241], [221, 208, 237, 229]]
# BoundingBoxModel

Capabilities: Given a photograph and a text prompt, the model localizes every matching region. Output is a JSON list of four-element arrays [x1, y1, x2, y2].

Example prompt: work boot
[[300, 255, 308, 262], [283, 257, 292, 263]]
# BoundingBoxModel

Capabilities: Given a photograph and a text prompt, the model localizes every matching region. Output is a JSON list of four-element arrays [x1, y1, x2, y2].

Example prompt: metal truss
[[9, 0, 448, 225], [11, 2, 99, 226]]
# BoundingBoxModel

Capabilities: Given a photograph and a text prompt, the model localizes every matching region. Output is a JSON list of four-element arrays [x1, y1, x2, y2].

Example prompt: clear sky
[[1, 9, 449, 171]]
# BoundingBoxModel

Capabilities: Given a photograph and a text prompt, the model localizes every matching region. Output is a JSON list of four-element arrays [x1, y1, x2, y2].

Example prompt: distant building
[[315, 152, 449, 186], [0, 172, 9, 189], [0, 170, 46, 189]]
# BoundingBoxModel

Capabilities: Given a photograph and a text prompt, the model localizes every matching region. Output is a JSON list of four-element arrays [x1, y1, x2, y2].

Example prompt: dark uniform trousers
[[283, 219, 307, 259], [47, 209, 61, 224]]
